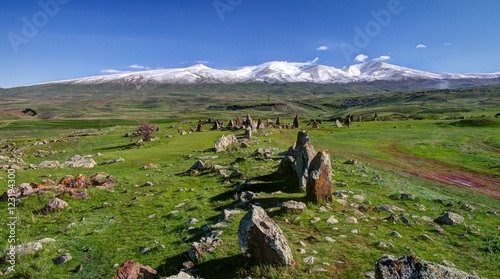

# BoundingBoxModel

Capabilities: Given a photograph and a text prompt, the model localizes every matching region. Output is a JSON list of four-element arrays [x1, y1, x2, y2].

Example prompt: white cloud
[[443, 42, 452, 46], [373, 55, 391, 61], [354, 54, 368, 62], [101, 69, 126, 74], [316, 45, 328, 51], [416, 44, 427, 49], [195, 60, 209, 64], [129, 64, 145, 69]]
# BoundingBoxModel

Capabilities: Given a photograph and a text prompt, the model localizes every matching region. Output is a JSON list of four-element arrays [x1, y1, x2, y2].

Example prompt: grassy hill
[[0, 84, 499, 278]]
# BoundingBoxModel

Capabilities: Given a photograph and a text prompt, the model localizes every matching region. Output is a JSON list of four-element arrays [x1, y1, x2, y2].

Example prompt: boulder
[[306, 150, 333, 203], [62, 155, 96, 168], [115, 260, 157, 279], [90, 172, 117, 188], [434, 212, 464, 226], [190, 160, 205, 171], [238, 205, 295, 266], [46, 198, 69, 211], [375, 255, 486, 279], [214, 134, 238, 152], [281, 200, 307, 214], [53, 253, 72, 265], [166, 271, 195, 279], [39, 160, 60, 169]]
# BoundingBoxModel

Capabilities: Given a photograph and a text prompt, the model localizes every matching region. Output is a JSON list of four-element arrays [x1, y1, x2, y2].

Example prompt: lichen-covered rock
[[62, 155, 96, 168], [281, 200, 307, 214], [214, 134, 238, 152], [375, 255, 486, 279], [46, 198, 69, 211], [306, 150, 332, 203], [238, 205, 295, 266], [39, 160, 60, 169], [115, 260, 157, 279], [90, 172, 117, 188], [434, 212, 464, 226]]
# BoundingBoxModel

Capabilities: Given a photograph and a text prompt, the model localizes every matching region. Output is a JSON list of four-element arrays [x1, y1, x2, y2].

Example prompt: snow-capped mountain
[[37, 61, 500, 87]]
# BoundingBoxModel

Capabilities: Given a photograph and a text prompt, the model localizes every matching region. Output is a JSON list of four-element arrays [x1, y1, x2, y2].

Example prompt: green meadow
[[0, 84, 499, 278]]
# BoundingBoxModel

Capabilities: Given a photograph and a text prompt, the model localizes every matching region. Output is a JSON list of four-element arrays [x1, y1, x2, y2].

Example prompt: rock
[[14, 240, 45, 255], [143, 182, 154, 187], [220, 209, 241, 221], [101, 157, 125, 165], [90, 172, 117, 188], [344, 159, 358, 165], [325, 236, 336, 243], [188, 236, 223, 261], [278, 130, 317, 191], [364, 270, 376, 279], [190, 160, 205, 171], [378, 242, 394, 249], [293, 114, 299, 128], [418, 234, 433, 241], [281, 200, 307, 214], [214, 134, 238, 152], [374, 255, 486, 279], [304, 256, 315, 265], [346, 216, 358, 224], [39, 160, 60, 169], [166, 271, 196, 279], [143, 163, 158, 169], [238, 205, 295, 266], [310, 217, 321, 224], [186, 218, 198, 225], [62, 155, 96, 168], [53, 253, 72, 265], [326, 216, 339, 224], [115, 260, 157, 279], [334, 190, 348, 199], [377, 204, 405, 213], [244, 126, 252, 139], [352, 195, 366, 203], [46, 198, 69, 211], [435, 212, 464, 226], [239, 191, 258, 203], [306, 150, 333, 203], [391, 231, 402, 238]]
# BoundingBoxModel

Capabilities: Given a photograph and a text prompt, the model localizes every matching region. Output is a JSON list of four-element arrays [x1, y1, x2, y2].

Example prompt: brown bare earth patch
[[338, 143, 500, 199]]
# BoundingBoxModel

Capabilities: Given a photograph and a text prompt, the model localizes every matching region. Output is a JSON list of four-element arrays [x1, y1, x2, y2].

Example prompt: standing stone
[[312, 120, 319, 129], [238, 205, 295, 266], [244, 127, 252, 139], [335, 119, 343, 128], [257, 118, 265, 129], [115, 260, 157, 279], [245, 114, 253, 129], [210, 121, 221, 131], [196, 121, 203, 132], [306, 150, 333, 203], [278, 130, 317, 191], [276, 116, 281, 127], [293, 114, 299, 128], [235, 117, 244, 128]]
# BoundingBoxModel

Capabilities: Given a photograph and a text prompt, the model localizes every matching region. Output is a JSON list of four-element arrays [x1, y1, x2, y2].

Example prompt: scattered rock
[[39, 160, 60, 169], [220, 209, 241, 221], [238, 205, 295, 266], [239, 191, 258, 203], [214, 134, 238, 152], [53, 253, 72, 265], [90, 172, 117, 188], [374, 255, 486, 279], [143, 163, 158, 169], [326, 216, 339, 224], [377, 204, 405, 213], [46, 198, 69, 211], [115, 260, 157, 279], [352, 195, 366, 203], [378, 242, 394, 249], [281, 200, 307, 214], [310, 217, 321, 224], [190, 160, 205, 171], [62, 155, 96, 168], [346, 217, 358, 224], [344, 159, 358, 165], [188, 236, 223, 261], [435, 212, 464, 226], [166, 271, 196, 279], [391, 231, 402, 238], [101, 157, 125, 165], [418, 234, 433, 241], [304, 256, 315, 265]]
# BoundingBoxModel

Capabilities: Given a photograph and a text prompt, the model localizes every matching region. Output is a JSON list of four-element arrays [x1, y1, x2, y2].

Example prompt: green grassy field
[[0, 84, 499, 278]]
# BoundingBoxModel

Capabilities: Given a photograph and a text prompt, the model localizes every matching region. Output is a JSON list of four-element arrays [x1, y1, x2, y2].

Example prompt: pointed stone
[[306, 150, 333, 203]]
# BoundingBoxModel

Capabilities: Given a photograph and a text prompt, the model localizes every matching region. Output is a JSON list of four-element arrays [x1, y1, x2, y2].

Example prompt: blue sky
[[1, 0, 499, 88]]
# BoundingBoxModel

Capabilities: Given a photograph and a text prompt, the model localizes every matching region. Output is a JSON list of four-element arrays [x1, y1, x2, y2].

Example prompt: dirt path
[[338, 143, 500, 199]]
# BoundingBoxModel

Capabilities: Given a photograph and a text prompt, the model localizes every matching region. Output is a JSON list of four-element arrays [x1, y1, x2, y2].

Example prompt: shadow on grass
[[155, 254, 244, 278]]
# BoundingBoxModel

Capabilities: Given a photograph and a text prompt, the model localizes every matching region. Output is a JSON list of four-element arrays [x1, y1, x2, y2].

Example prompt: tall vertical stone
[[293, 114, 299, 128], [306, 150, 333, 203]]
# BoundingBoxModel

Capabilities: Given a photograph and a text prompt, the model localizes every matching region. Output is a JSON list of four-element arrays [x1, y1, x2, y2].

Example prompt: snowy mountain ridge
[[36, 61, 500, 87]]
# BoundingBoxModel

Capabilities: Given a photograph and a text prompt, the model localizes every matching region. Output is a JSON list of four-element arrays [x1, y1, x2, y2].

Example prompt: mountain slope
[[25, 61, 500, 88]]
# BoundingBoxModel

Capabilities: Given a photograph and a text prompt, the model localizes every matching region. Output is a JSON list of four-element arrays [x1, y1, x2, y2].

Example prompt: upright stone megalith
[[306, 150, 333, 203]]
